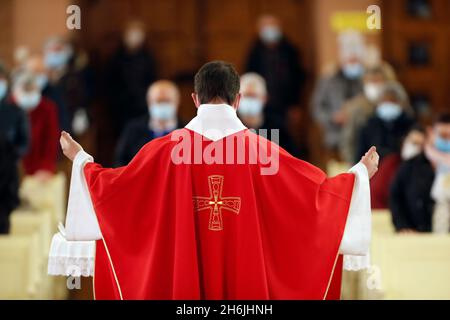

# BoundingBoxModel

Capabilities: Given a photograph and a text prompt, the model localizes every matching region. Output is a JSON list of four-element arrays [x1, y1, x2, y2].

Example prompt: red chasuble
[[86, 129, 355, 300]]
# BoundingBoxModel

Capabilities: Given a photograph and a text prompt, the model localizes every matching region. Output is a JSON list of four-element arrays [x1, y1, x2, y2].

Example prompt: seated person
[[371, 125, 425, 209], [357, 81, 414, 161], [424, 113, 450, 233], [390, 126, 434, 232], [237, 72, 301, 157], [12, 72, 60, 179], [114, 80, 183, 167]]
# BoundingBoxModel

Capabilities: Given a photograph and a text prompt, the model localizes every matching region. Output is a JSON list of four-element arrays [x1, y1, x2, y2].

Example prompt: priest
[[48, 61, 378, 300]]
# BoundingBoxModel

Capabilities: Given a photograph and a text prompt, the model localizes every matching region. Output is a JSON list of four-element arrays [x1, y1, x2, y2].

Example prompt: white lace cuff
[[48, 232, 96, 277], [343, 253, 371, 271]]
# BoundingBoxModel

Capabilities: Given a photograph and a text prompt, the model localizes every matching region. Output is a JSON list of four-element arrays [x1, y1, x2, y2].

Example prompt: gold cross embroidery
[[192, 175, 241, 231]]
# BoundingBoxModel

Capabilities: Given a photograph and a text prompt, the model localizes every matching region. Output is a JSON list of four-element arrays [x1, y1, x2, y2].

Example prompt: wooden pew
[[0, 234, 40, 299]]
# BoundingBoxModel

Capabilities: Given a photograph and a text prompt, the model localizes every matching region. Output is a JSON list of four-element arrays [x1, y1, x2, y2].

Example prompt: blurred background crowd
[[1, 0, 450, 299]]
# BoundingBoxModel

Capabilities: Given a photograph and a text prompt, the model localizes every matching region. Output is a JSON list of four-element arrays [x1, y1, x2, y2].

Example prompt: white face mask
[[364, 83, 383, 102], [401, 142, 422, 160], [342, 62, 364, 80], [15, 90, 41, 111], [35, 73, 49, 90], [149, 103, 176, 121], [238, 97, 264, 116], [259, 26, 282, 44]]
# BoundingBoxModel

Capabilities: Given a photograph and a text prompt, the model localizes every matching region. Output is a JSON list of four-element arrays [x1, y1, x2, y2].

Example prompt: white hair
[[240, 72, 267, 96]]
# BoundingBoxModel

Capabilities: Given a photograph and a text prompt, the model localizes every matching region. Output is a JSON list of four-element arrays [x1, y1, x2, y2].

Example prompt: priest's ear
[[231, 93, 241, 110], [191, 93, 201, 108]]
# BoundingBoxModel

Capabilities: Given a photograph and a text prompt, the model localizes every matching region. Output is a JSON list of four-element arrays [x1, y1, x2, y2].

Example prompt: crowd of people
[[0, 15, 449, 235]]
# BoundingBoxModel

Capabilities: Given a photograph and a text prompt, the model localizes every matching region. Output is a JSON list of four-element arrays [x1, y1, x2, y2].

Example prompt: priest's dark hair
[[434, 112, 450, 125], [194, 60, 240, 105]]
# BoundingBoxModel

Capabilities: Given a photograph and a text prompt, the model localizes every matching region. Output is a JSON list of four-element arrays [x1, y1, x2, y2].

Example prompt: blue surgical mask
[[376, 102, 402, 121], [44, 51, 70, 69], [16, 91, 41, 111], [35, 73, 48, 90], [0, 80, 7, 101], [435, 136, 450, 153], [260, 26, 282, 44], [342, 63, 364, 80], [149, 103, 176, 121], [238, 97, 263, 116]]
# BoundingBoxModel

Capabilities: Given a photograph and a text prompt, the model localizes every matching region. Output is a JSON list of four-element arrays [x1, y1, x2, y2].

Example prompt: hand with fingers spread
[[60, 131, 83, 161], [360, 146, 379, 179]]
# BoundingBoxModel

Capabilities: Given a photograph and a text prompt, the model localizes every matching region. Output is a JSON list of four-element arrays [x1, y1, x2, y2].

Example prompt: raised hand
[[60, 131, 83, 162], [360, 146, 379, 179]]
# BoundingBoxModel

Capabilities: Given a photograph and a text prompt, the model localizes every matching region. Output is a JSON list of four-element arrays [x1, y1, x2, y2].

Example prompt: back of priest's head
[[193, 61, 240, 106]]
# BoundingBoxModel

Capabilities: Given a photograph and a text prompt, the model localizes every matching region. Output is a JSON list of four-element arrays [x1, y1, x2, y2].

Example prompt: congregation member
[[12, 72, 60, 179], [311, 31, 366, 156], [357, 81, 414, 161], [114, 80, 183, 167], [238, 72, 302, 157], [390, 126, 434, 232], [424, 113, 450, 233], [43, 36, 94, 136], [339, 63, 397, 163], [26, 54, 70, 132], [245, 14, 306, 126], [0, 63, 29, 234], [105, 20, 157, 137], [380, 125, 426, 213]]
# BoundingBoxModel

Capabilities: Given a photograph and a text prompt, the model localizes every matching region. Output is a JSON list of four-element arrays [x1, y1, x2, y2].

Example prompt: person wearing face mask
[[26, 54, 70, 132], [312, 31, 366, 156], [422, 113, 450, 233], [43, 37, 94, 136], [106, 20, 157, 138], [389, 126, 435, 232], [114, 80, 183, 167], [339, 64, 397, 163], [13, 72, 60, 179], [245, 15, 306, 126], [0, 63, 30, 234], [357, 81, 415, 161], [370, 125, 429, 209], [238, 73, 302, 158]]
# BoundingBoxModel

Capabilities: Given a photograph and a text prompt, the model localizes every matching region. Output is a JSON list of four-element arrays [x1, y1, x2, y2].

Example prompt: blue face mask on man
[[435, 136, 450, 153], [342, 62, 364, 80], [149, 103, 176, 121], [238, 97, 264, 117], [376, 102, 402, 122], [44, 51, 70, 69], [0, 79, 7, 101]]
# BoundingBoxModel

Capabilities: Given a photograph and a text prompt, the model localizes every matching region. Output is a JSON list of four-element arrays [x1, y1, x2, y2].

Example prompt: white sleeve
[[64, 150, 102, 241], [48, 150, 101, 277], [338, 162, 372, 271]]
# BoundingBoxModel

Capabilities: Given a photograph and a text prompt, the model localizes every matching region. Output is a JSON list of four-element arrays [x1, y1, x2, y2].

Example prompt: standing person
[[105, 21, 157, 137], [245, 15, 306, 126], [43, 36, 93, 136], [0, 63, 29, 234], [339, 64, 397, 163], [49, 61, 378, 300], [312, 31, 366, 155], [357, 81, 414, 161], [13, 73, 60, 179], [238, 72, 303, 157], [115, 80, 184, 167]]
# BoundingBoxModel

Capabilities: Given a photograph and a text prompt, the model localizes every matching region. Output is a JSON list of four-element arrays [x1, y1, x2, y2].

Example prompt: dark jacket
[[246, 38, 305, 117], [389, 153, 435, 232], [106, 46, 157, 134], [0, 98, 30, 159], [114, 115, 183, 167], [357, 112, 414, 161]]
